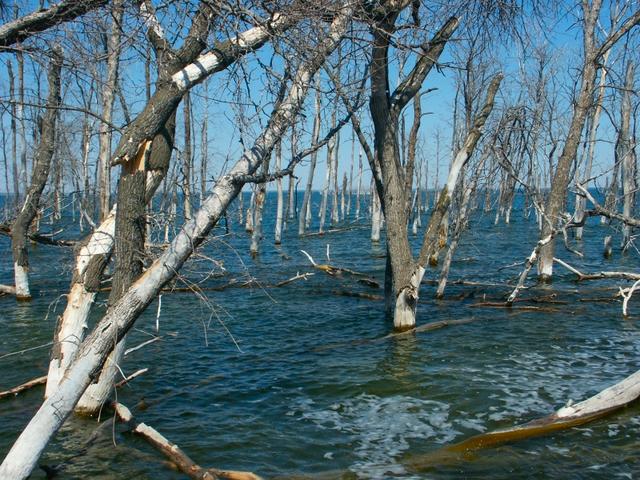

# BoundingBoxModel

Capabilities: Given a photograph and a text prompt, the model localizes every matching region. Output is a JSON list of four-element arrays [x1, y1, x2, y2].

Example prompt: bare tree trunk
[[287, 128, 297, 221], [182, 91, 193, 221], [16, 49, 27, 201], [45, 0, 225, 400], [347, 129, 354, 218], [7, 60, 19, 205], [200, 84, 209, 202], [619, 61, 636, 249], [319, 131, 334, 233], [274, 141, 284, 244], [10, 49, 62, 300], [366, 14, 462, 330], [574, 50, 610, 240], [75, 167, 145, 414], [436, 150, 487, 298], [245, 188, 254, 232], [537, 2, 640, 280], [330, 128, 340, 224], [97, 0, 123, 222], [250, 154, 270, 256], [299, 84, 320, 235], [371, 181, 381, 242], [0, 8, 351, 476], [355, 144, 363, 220]]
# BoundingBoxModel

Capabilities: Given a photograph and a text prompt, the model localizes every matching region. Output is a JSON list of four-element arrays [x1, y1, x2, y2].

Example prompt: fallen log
[[115, 368, 148, 388], [274, 272, 315, 287], [470, 302, 561, 312], [313, 317, 476, 352], [554, 257, 640, 282], [332, 290, 383, 301], [300, 250, 379, 286], [114, 403, 262, 480], [0, 284, 17, 295], [0, 375, 47, 400], [0, 223, 77, 246], [404, 369, 640, 472]]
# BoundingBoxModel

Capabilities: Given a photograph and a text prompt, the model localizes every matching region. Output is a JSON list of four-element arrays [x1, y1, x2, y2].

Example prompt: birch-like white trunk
[[1, 6, 352, 476], [371, 184, 381, 242], [274, 141, 284, 244], [299, 85, 320, 235]]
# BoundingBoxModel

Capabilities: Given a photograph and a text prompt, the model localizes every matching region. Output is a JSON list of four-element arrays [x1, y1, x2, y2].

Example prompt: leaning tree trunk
[[46, 0, 277, 401], [0, 8, 351, 477], [435, 150, 488, 298], [574, 49, 610, 240], [537, 2, 640, 279], [11, 48, 62, 301]]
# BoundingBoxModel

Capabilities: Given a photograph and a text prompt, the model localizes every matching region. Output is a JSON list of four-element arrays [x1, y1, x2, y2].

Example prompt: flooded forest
[[2, 0, 640, 478]]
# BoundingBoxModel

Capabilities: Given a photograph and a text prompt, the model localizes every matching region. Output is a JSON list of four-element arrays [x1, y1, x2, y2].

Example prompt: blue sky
[[0, 1, 635, 197]]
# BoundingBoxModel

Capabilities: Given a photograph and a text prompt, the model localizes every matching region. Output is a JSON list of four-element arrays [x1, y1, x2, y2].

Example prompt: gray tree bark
[[11, 48, 62, 301], [1, 8, 352, 477]]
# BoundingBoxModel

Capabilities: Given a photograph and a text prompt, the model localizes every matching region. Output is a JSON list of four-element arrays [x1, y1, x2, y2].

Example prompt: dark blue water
[[1, 191, 640, 479]]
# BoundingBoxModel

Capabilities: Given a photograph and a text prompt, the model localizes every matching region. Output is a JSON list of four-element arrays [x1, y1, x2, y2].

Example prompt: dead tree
[[537, 3, 640, 281], [97, 0, 124, 222], [0, 7, 352, 477], [46, 1, 295, 407], [618, 60, 636, 249], [275, 140, 284, 243], [364, 6, 504, 330], [0, 0, 107, 47], [182, 90, 194, 221], [573, 49, 610, 240], [8, 48, 62, 300], [299, 83, 321, 235]]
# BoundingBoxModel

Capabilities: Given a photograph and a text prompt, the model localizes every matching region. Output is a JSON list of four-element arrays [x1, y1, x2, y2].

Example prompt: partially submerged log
[[314, 317, 476, 352], [300, 250, 379, 286], [114, 403, 262, 480], [0, 284, 17, 295], [553, 257, 640, 282], [114, 368, 148, 388], [404, 369, 640, 472], [0, 375, 47, 400]]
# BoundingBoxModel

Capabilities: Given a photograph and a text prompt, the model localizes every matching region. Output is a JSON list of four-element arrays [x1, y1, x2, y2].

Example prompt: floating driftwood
[[314, 317, 476, 352], [0, 375, 47, 400], [114, 403, 261, 480], [404, 369, 640, 472]]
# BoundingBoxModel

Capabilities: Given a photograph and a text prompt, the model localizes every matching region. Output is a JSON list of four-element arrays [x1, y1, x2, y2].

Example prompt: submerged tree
[[7, 48, 62, 300], [536, 1, 640, 280]]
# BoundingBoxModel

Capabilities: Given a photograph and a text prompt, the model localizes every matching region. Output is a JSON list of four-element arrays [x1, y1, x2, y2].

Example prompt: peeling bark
[[1, 9, 352, 477]]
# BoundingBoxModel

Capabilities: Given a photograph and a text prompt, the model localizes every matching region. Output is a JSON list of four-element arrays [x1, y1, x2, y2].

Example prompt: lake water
[[1, 191, 640, 479]]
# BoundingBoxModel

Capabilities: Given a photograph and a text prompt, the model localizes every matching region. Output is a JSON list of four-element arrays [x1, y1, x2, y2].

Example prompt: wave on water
[[290, 393, 458, 479]]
